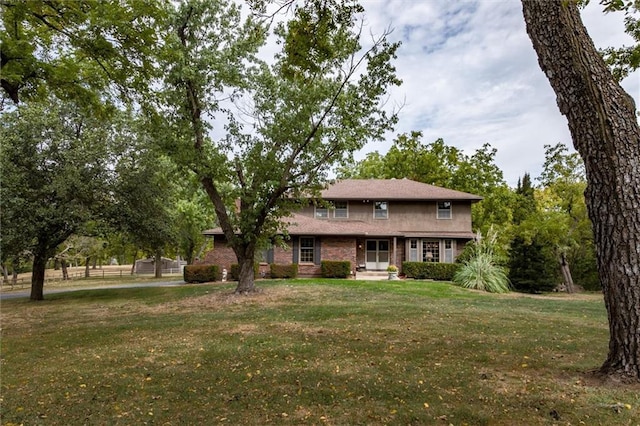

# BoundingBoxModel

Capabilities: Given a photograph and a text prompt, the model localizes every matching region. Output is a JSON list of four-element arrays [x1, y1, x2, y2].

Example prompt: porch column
[[393, 237, 397, 266]]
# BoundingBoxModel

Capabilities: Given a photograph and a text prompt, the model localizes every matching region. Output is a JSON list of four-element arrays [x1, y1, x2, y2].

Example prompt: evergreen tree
[[508, 236, 556, 293]]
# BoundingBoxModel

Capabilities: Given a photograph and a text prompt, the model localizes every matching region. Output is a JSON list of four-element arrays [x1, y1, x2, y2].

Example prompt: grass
[[1, 279, 638, 425]]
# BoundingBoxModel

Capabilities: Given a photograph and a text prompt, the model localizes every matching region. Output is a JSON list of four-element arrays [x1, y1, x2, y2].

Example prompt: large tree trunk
[[235, 253, 256, 294], [30, 250, 48, 301], [521, 0, 640, 380]]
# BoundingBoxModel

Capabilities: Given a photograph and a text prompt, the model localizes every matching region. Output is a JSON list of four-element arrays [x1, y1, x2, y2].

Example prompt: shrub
[[454, 253, 510, 293], [321, 261, 351, 278], [402, 262, 459, 280], [270, 263, 298, 279], [184, 264, 219, 283], [453, 227, 510, 293]]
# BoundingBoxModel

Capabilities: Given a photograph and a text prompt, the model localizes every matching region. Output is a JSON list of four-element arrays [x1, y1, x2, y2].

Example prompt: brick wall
[[199, 235, 358, 278], [321, 237, 357, 273], [198, 237, 236, 273]]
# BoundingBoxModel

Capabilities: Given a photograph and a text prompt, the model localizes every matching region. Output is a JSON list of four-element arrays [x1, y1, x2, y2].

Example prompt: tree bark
[[61, 260, 69, 280], [154, 248, 163, 279], [521, 0, 640, 380], [559, 253, 575, 294], [30, 250, 48, 301], [85, 257, 91, 278], [235, 252, 256, 294]]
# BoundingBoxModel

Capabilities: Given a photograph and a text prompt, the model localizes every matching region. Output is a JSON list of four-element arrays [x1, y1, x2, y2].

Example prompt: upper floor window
[[315, 206, 329, 219], [333, 201, 348, 218], [374, 201, 388, 219], [300, 237, 315, 263], [437, 201, 452, 219]]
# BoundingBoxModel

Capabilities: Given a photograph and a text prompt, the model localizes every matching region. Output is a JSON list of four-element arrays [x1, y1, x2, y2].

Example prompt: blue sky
[[357, 0, 640, 186]]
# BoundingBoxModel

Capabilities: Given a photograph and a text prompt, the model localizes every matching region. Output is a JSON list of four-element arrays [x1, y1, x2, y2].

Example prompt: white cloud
[[355, 0, 639, 186]]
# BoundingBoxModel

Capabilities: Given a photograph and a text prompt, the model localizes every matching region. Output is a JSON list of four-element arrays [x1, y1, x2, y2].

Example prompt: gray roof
[[320, 179, 482, 201]]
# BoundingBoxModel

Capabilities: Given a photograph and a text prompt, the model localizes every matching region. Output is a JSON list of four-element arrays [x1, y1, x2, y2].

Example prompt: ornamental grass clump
[[453, 227, 510, 293]]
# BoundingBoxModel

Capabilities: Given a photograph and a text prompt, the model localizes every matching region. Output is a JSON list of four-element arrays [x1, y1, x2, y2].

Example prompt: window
[[422, 241, 440, 263], [409, 239, 418, 262], [374, 201, 388, 219], [333, 201, 348, 218], [258, 245, 273, 264], [300, 237, 315, 263], [437, 201, 452, 219], [444, 240, 454, 263], [315, 206, 329, 219]]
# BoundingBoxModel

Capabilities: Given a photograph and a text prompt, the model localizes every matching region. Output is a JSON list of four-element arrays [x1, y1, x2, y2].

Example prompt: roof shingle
[[320, 179, 482, 201]]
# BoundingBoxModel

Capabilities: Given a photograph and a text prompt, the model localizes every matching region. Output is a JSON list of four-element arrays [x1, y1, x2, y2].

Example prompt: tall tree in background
[[0, 99, 114, 300], [522, 1, 640, 380], [538, 143, 598, 291], [508, 173, 558, 293], [110, 118, 179, 279], [159, 0, 401, 293]]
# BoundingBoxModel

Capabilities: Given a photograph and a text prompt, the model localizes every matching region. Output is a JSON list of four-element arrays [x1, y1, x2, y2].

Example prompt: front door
[[366, 239, 389, 270]]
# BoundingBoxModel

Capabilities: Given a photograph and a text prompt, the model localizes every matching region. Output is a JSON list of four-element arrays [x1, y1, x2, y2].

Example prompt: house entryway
[[366, 239, 389, 270]]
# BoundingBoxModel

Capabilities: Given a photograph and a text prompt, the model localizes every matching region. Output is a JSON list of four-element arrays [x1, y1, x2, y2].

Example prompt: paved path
[[0, 280, 185, 301]]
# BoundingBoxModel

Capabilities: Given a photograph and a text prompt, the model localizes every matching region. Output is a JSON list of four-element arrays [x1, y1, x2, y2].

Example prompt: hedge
[[270, 263, 298, 279], [184, 264, 219, 283], [321, 260, 351, 278], [402, 262, 459, 281]]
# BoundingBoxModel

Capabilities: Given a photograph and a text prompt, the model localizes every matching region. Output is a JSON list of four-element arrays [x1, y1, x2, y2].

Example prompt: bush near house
[[402, 262, 459, 281], [321, 261, 351, 278], [184, 265, 219, 283], [270, 263, 298, 279]]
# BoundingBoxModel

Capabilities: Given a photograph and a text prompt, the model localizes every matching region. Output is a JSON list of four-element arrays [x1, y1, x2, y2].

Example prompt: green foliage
[[453, 228, 510, 293], [109, 116, 179, 258], [183, 264, 219, 283], [321, 261, 351, 278], [599, 0, 640, 81], [402, 262, 459, 281], [508, 236, 557, 293], [0, 0, 165, 106], [0, 97, 116, 298], [454, 253, 511, 293], [270, 263, 299, 279], [159, 0, 401, 291]]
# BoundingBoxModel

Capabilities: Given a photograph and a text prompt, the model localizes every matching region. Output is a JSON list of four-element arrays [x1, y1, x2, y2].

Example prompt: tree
[[109, 119, 179, 279], [537, 143, 598, 291], [158, 0, 401, 293], [0, 98, 114, 300], [522, 0, 640, 380], [0, 0, 163, 106], [508, 173, 558, 293]]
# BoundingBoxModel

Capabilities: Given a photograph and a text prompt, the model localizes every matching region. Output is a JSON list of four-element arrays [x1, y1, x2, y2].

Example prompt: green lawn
[[1, 279, 638, 425]]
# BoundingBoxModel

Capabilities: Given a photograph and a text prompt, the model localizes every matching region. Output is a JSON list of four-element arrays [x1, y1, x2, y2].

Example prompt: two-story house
[[201, 178, 482, 277]]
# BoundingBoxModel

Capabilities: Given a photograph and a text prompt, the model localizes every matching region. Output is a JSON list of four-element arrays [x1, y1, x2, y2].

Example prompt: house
[[201, 179, 482, 277]]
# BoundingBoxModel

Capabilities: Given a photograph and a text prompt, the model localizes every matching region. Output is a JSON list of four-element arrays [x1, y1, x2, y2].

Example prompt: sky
[[346, 1, 640, 186]]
